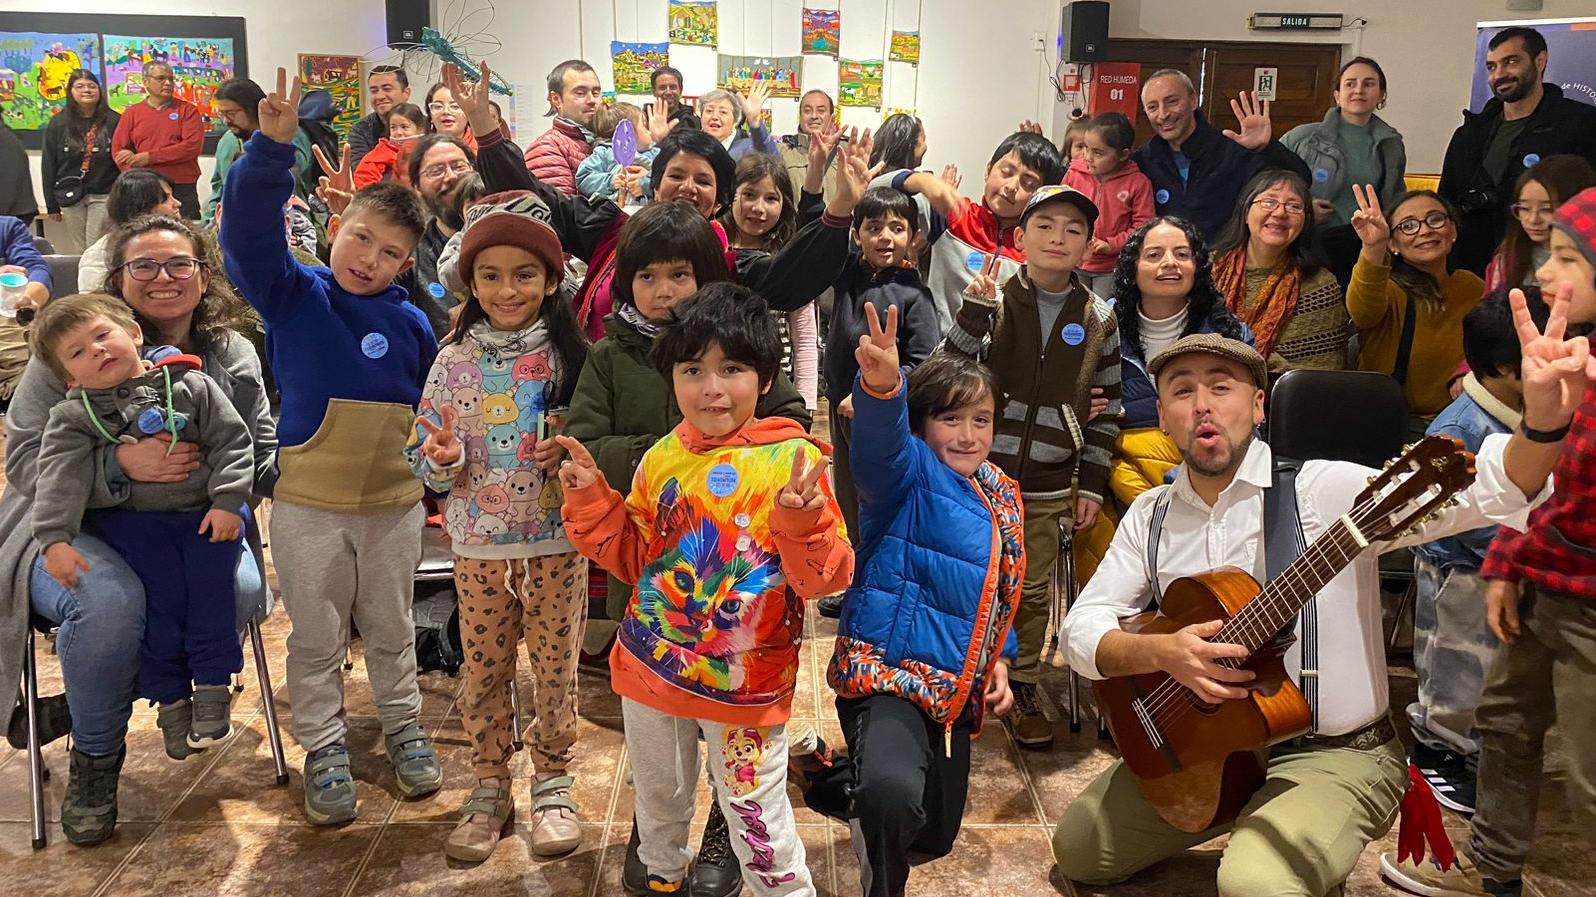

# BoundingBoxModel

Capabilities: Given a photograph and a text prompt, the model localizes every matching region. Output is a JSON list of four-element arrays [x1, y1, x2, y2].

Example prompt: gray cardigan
[[1281, 107, 1408, 215], [0, 330, 276, 734]]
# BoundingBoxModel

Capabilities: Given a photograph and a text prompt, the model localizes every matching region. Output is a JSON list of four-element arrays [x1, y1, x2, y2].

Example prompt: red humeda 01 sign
[[1090, 62, 1141, 122]]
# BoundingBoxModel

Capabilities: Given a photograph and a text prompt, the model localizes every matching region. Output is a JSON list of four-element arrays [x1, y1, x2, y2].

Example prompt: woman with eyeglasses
[[1348, 184, 1485, 422], [423, 82, 477, 150], [41, 69, 120, 251], [1484, 154, 1596, 293], [0, 214, 276, 846], [1210, 168, 1350, 373], [78, 169, 184, 292]]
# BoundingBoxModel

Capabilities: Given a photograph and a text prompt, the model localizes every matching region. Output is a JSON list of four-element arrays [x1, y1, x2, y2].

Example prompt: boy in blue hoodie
[[220, 69, 442, 825]]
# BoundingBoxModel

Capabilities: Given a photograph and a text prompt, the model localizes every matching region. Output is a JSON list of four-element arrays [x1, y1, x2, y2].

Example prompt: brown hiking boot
[[1008, 681, 1054, 749]]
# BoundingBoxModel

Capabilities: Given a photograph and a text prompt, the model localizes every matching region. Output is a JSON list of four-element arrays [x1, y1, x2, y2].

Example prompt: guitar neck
[[1219, 517, 1368, 654]]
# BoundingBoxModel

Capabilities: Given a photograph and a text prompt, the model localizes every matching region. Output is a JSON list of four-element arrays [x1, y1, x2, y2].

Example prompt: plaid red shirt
[[1482, 383, 1596, 598]]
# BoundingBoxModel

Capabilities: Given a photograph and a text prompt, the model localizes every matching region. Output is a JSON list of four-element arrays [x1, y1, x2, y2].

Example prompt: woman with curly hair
[[1110, 216, 1253, 506], [0, 214, 275, 848]]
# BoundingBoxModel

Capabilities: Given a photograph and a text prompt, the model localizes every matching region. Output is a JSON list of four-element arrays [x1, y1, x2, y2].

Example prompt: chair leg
[[24, 627, 47, 850], [1386, 577, 1417, 652], [508, 679, 525, 753], [248, 620, 291, 786]]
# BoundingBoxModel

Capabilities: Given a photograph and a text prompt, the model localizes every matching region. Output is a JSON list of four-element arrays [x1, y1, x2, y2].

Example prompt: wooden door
[[1102, 39, 1341, 149]]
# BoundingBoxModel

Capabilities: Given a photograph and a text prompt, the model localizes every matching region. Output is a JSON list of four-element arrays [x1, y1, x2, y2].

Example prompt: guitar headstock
[[1352, 435, 1477, 543]]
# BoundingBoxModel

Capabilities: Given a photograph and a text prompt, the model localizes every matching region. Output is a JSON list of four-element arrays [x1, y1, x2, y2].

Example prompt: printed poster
[[611, 41, 669, 95], [0, 31, 101, 131], [298, 53, 362, 138], [838, 58, 883, 109], [716, 54, 802, 98], [104, 35, 235, 125], [802, 9, 841, 58], [888, 30, 920, 65], [669, 0, 718, 48]]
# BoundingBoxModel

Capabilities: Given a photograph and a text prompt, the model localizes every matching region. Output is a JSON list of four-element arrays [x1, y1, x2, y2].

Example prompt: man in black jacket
[[347, 65, 412, 169], [1132, 69, 1310, 241], [1440, 26, 1596, 276]]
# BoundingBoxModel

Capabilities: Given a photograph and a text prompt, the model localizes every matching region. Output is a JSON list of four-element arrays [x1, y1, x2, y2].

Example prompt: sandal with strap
[[444, 778, 515, 863], [529, 773, 582, 856]]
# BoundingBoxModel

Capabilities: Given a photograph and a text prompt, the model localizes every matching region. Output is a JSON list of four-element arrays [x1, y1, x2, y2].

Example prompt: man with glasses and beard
[[204, 79, 315, 226], [1440, 26, 1596, 276], [112, 61, 206, 219], [400, 133, 478, 334]]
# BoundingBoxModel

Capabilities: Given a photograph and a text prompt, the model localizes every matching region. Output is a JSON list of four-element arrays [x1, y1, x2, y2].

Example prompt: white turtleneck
[[1139, 305, 1190, 360]]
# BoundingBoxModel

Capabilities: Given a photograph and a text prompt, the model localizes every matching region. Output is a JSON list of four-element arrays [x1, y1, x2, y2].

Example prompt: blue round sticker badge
[[361, 332, 389, 359], [1061, 323, 1086, 346], [706, 463, 740, 498], [137, 408, 166, 435], [1155, 188, 1171, 205], [966, 250, 986, 272], [1523, 153, 1542, 168], [427, 282, 446, 299], [168, 111, 179, 121], [1313, 168, 1330, 183]]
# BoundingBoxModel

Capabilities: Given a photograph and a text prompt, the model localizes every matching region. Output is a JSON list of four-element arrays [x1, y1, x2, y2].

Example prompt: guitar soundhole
[[1185, 691, 1219, 716]]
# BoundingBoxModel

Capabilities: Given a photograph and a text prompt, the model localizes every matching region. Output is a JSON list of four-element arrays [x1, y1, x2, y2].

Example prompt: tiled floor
[[1, 435, 1589, 897]]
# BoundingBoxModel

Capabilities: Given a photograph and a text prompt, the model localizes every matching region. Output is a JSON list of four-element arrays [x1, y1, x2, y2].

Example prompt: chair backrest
[[31, 235, 55, 255], [1266, 369, 1408, 470], [43, 255, 80, 297]]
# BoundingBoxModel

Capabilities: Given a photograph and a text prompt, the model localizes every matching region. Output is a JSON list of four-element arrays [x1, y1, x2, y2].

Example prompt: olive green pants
[[1010, 494, 1071, 685], [1052, 737, 1407, 897]]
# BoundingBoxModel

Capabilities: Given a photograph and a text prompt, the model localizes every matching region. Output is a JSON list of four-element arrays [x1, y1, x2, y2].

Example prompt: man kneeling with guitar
[[1051, 287, 1591, 897]]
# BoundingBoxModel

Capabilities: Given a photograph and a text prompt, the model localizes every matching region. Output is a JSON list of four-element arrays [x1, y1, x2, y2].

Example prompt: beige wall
[[1098, 0, 1596, 172]]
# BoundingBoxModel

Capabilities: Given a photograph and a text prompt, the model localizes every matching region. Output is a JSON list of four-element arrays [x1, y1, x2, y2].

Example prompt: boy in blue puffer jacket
[[799, 304, 1025, 897]]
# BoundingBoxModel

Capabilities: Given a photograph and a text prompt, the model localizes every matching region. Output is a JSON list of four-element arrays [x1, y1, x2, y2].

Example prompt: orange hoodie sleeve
[[767, 442, 855, 599], [561, 464, 656, 586], [353, 140, 398, 190]]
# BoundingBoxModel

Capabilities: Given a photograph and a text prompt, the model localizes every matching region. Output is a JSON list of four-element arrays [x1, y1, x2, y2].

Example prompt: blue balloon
[[613, 119, 638, 168]]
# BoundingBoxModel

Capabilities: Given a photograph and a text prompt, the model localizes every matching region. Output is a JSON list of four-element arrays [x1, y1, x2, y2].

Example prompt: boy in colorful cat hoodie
[[558, 284, 853, 897]]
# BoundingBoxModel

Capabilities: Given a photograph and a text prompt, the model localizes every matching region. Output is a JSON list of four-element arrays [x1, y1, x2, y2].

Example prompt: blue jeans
[[29, 528, 266, 757]]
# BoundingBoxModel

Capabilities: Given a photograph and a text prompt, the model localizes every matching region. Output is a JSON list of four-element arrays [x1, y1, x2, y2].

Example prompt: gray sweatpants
[[270, 500, 425, 752], [622, 698, 815, 896]]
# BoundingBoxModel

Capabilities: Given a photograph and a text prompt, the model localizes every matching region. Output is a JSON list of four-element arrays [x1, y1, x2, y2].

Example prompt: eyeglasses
[[1394, 211, 1452, 235], [419, 160, 474, 180], [145, 75, 175, 84], [120, 256, 205, 282], [1250, 198, 1306, 217], [1510, 202, 1554, 221], [427, 101, 462, 113]]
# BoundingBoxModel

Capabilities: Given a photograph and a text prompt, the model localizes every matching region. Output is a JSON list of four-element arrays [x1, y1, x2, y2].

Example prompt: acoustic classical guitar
[[1093, 436, 1477, 833]]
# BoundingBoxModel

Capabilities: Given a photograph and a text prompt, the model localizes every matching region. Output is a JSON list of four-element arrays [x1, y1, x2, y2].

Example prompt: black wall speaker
[[1062, 1, 1111, 63], [386, 0, 430, 47]]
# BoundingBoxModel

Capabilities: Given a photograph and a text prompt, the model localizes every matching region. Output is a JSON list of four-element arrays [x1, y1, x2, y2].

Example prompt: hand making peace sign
[[1350, 182, 1392, 260], [964, 251, 1002, 305], [855, 301, 902, 395], [258, 67, 303, 146], [777, 448, 831, 512], [414, 406, 463, 467], [1514, 281, 1596, 432]]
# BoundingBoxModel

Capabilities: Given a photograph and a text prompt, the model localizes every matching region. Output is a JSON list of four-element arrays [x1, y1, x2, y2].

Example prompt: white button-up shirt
[[1065, 435, 1550, 735]]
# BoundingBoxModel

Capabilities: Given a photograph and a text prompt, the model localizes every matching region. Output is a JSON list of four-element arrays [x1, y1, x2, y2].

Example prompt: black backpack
[[296, 89, 342, 198]]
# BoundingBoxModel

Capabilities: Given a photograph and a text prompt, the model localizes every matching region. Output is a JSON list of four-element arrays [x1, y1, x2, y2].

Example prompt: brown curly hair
[[104, 214, 260, 357]]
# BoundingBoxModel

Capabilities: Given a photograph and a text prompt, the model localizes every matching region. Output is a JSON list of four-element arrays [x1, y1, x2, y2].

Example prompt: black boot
[[7, 692, 72, 750], [691, 801, 740, 897], [62, 746, 124, 846], [623, 819, 690, 895]]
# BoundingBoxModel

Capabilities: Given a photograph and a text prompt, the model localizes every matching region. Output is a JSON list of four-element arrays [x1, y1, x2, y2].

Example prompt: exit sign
[[1250, 12, 1344, 30]]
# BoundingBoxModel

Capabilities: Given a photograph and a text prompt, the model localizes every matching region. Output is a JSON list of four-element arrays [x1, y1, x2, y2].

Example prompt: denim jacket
[[1415, 374, 1521, 570]]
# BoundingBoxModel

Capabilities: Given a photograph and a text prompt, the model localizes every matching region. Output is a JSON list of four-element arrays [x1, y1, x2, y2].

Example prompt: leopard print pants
[[453, 551, 589, 777]]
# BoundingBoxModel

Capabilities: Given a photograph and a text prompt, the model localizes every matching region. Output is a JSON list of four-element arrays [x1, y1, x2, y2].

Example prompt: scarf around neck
[[1213, 247, 1303, 360], [618, 302, 664, 339], [466, 316, 555, 365]]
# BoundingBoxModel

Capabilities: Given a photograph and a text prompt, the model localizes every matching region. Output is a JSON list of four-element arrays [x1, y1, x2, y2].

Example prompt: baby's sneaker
[[187, 685, 234, 748], [385, 721, 443, 798], [156, 700, 199, 760]]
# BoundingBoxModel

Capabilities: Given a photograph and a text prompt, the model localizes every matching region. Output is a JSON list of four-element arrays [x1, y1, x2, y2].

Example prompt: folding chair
[[22, 613, 290, 850], [1050, 523, 1109, 739]]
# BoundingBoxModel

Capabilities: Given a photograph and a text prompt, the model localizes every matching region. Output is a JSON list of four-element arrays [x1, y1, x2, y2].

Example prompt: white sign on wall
[[1253, 67, 1279, 100]]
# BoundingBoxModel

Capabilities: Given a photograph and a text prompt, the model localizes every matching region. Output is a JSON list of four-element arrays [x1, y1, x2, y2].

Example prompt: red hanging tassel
[[1397, 762, 1458, 871]]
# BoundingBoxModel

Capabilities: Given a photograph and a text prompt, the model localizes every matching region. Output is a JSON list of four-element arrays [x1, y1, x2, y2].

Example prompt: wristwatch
[[1520, 421, 1571, 443]]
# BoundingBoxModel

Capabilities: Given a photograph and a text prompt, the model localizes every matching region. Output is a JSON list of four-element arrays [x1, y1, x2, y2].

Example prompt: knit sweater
[[221, 131, 437, 512], [111, 99, 205, 185], [408, 321, 577, 559], [1233, 266, 1349, 372], [562, 418, 853, 725], [1347, 256, 1484, 416], [943, 268, 1124, 503]]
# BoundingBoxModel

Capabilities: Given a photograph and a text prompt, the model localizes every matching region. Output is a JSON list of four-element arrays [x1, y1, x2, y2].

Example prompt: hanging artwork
[[103, 35, 235, 124], [802, 9, 841, 57], [297, 53, 362, 138], [611, 40, 669, 95], [716, 54, 802, 99], [0, 31, 101, 131], [889, 30, 920, 65], [838, 58, 883, 109], [668, 0, 718, 48]]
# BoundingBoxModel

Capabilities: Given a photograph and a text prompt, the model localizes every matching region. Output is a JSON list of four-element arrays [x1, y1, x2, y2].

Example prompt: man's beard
[[1185, 429, 1253, 479], [1493, 77, 1533, 103], [425, 188, 463, 230]]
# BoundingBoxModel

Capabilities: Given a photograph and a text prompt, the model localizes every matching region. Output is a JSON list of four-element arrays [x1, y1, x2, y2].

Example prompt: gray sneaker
[[156, 700, 200, 760], [62, 747, 124, 846], [303, 742, 359, 825], [385, 721, 443, 798], [187, 685, 233, 748]]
